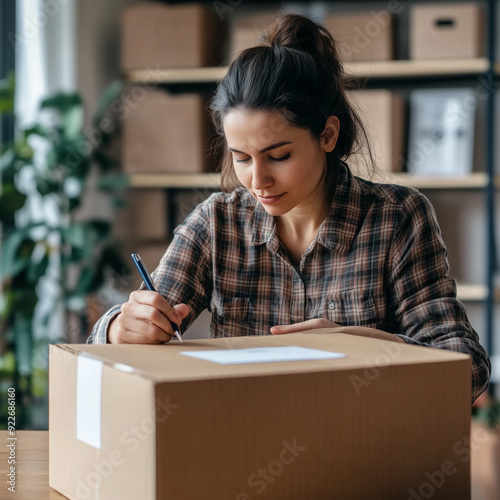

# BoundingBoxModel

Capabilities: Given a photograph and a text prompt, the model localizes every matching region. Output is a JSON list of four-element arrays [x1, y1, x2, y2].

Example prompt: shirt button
[[328, 302, 335, 310]]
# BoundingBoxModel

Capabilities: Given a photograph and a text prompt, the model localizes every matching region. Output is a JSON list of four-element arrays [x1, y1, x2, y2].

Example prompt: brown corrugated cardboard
[[129, 189, 168, 242], [324, 11, 394, 62], [49, 331, 471, 500], [122, 89, 214, 174], [410, 4, 485, 59], [347, 90, 405, 179], [121, 3, 222, 69]]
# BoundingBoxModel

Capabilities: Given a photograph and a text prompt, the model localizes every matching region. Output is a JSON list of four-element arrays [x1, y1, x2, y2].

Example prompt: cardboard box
[[129, 189, 168, 242], [49, 331, 471, 499], [410, 4, 485, 59], [121, 3, 222, 69], [347, 90, 405, 179], [122, 89, 214, 174], [324, 11, 394, 62]]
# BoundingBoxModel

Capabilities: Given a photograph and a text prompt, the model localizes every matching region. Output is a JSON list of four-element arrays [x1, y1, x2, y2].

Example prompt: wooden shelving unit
[[127, 172, 494, 190], [128, 172, 221, 189], [364, 172, 491, 189], [124, 58, 490, 84], [457, 284, 489, 302], [121, 0, 498, 383]]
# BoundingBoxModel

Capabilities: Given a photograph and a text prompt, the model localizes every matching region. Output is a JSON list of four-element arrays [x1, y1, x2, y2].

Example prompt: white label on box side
[[76, 355, 103, 449], [181, 346, 346, 365]]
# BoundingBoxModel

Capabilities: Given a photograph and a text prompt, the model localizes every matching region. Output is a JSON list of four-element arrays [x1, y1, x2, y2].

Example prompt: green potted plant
[[0, 76, 127, 429]]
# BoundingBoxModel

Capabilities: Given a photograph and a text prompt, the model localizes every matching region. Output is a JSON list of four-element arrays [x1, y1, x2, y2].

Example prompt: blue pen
[[131, 252, 182, 343]]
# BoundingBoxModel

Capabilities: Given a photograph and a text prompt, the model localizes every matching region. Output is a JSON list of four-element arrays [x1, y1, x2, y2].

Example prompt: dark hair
[[209, 13, 371, 194]]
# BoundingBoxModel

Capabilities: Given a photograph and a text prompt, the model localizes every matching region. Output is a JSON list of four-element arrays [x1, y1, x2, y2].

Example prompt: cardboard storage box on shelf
[[410, 3, 485, 59], [122, 88, 214, 174], [230, 13, 277, 60], [129, 189, 168, 242], [49, 331, 471, 500], [347, 90, 405, 179], [121, 3, 222, 69], [324, 11, 394, 62]]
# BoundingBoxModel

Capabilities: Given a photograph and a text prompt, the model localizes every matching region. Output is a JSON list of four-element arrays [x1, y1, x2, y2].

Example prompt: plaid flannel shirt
[[88, 164, 491, 402]]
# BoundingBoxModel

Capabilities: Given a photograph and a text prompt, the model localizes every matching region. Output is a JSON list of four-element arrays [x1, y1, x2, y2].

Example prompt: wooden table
[[0, 431, 66, 499], [0, 426, 497, 499]]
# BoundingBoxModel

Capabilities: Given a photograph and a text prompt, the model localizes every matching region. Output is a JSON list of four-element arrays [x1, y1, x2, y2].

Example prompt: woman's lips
[[257, 193, 285, 204]]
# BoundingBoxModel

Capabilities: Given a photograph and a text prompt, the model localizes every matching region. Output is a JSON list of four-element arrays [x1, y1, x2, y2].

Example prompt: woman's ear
[[320, 116, 340, 153]]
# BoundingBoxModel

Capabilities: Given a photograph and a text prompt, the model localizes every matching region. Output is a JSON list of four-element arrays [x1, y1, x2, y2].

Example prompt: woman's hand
[[270, 318, 339, 334], [271, 319, 404, 343], [107, 291, 190, 344]]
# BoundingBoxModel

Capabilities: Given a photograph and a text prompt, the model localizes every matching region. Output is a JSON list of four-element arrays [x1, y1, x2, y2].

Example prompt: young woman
[[88, 14, 490, 402]]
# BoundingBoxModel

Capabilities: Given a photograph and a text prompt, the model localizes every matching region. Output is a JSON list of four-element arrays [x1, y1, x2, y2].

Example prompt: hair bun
[[258, 13, 334, 61]]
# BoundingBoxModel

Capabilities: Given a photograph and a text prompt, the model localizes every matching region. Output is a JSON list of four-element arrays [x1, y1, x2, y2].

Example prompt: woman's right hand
[[107, 291, 190, 344]]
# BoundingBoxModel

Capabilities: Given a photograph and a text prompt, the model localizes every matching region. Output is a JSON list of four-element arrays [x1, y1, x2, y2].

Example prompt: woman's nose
[[251, 160, 273, 190]]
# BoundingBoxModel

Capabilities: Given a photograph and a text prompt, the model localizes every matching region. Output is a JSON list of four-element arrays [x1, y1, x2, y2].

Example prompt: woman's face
[[223, 109, 339, 217]]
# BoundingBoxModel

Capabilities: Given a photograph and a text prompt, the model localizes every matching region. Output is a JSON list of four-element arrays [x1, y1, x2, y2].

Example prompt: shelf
[[375, 172, 489, 189], [124, 58, 490, 84], [127, 172, 493, 190], [128, 172, 221, 189], [124, 67, 227, 84], [346, 58, 490, 79], [456, 284, 500, 302], [457, 284, 489, 302]]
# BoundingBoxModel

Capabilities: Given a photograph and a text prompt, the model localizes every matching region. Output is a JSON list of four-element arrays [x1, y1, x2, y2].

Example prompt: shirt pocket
[[315, 289, 379, 328], [210, 297, 251, 337]]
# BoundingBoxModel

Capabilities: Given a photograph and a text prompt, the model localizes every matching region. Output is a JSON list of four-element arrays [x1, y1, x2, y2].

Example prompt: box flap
[[60, 330, 470, 383]]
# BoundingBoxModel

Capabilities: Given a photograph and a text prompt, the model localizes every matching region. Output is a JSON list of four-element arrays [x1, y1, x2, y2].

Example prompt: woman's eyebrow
[[227, 141, 292, 154]]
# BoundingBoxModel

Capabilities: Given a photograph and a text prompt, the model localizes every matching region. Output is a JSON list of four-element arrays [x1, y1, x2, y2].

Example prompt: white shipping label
[[181, 346, 346, 365], [76, 355, 103, 449]]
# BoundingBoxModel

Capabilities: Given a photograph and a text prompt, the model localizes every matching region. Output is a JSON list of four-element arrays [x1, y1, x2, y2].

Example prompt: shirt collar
[[317, 164, 366, 254], [250, 196, 279, 251], [249, 164, 366, 254]]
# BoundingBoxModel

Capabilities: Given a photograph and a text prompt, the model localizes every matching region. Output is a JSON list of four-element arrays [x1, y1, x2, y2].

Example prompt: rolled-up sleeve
[[87, 305, 121, 344], [387, 192, 491, 403], [87, 201, 213, 344]]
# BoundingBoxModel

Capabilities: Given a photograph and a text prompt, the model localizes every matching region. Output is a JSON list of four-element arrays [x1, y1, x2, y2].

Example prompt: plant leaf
[[0, 183, 27, 225], [26, 247, 49, 284], [0, 224, 44, 279], [0, 72, 15, 115], [98, 173, 130, 192], [40, 93, 84, 140]]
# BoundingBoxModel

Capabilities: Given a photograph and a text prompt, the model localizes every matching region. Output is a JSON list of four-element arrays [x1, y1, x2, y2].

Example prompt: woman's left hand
[[270, 320, 405, 343], [270, 318, 339, 334]]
